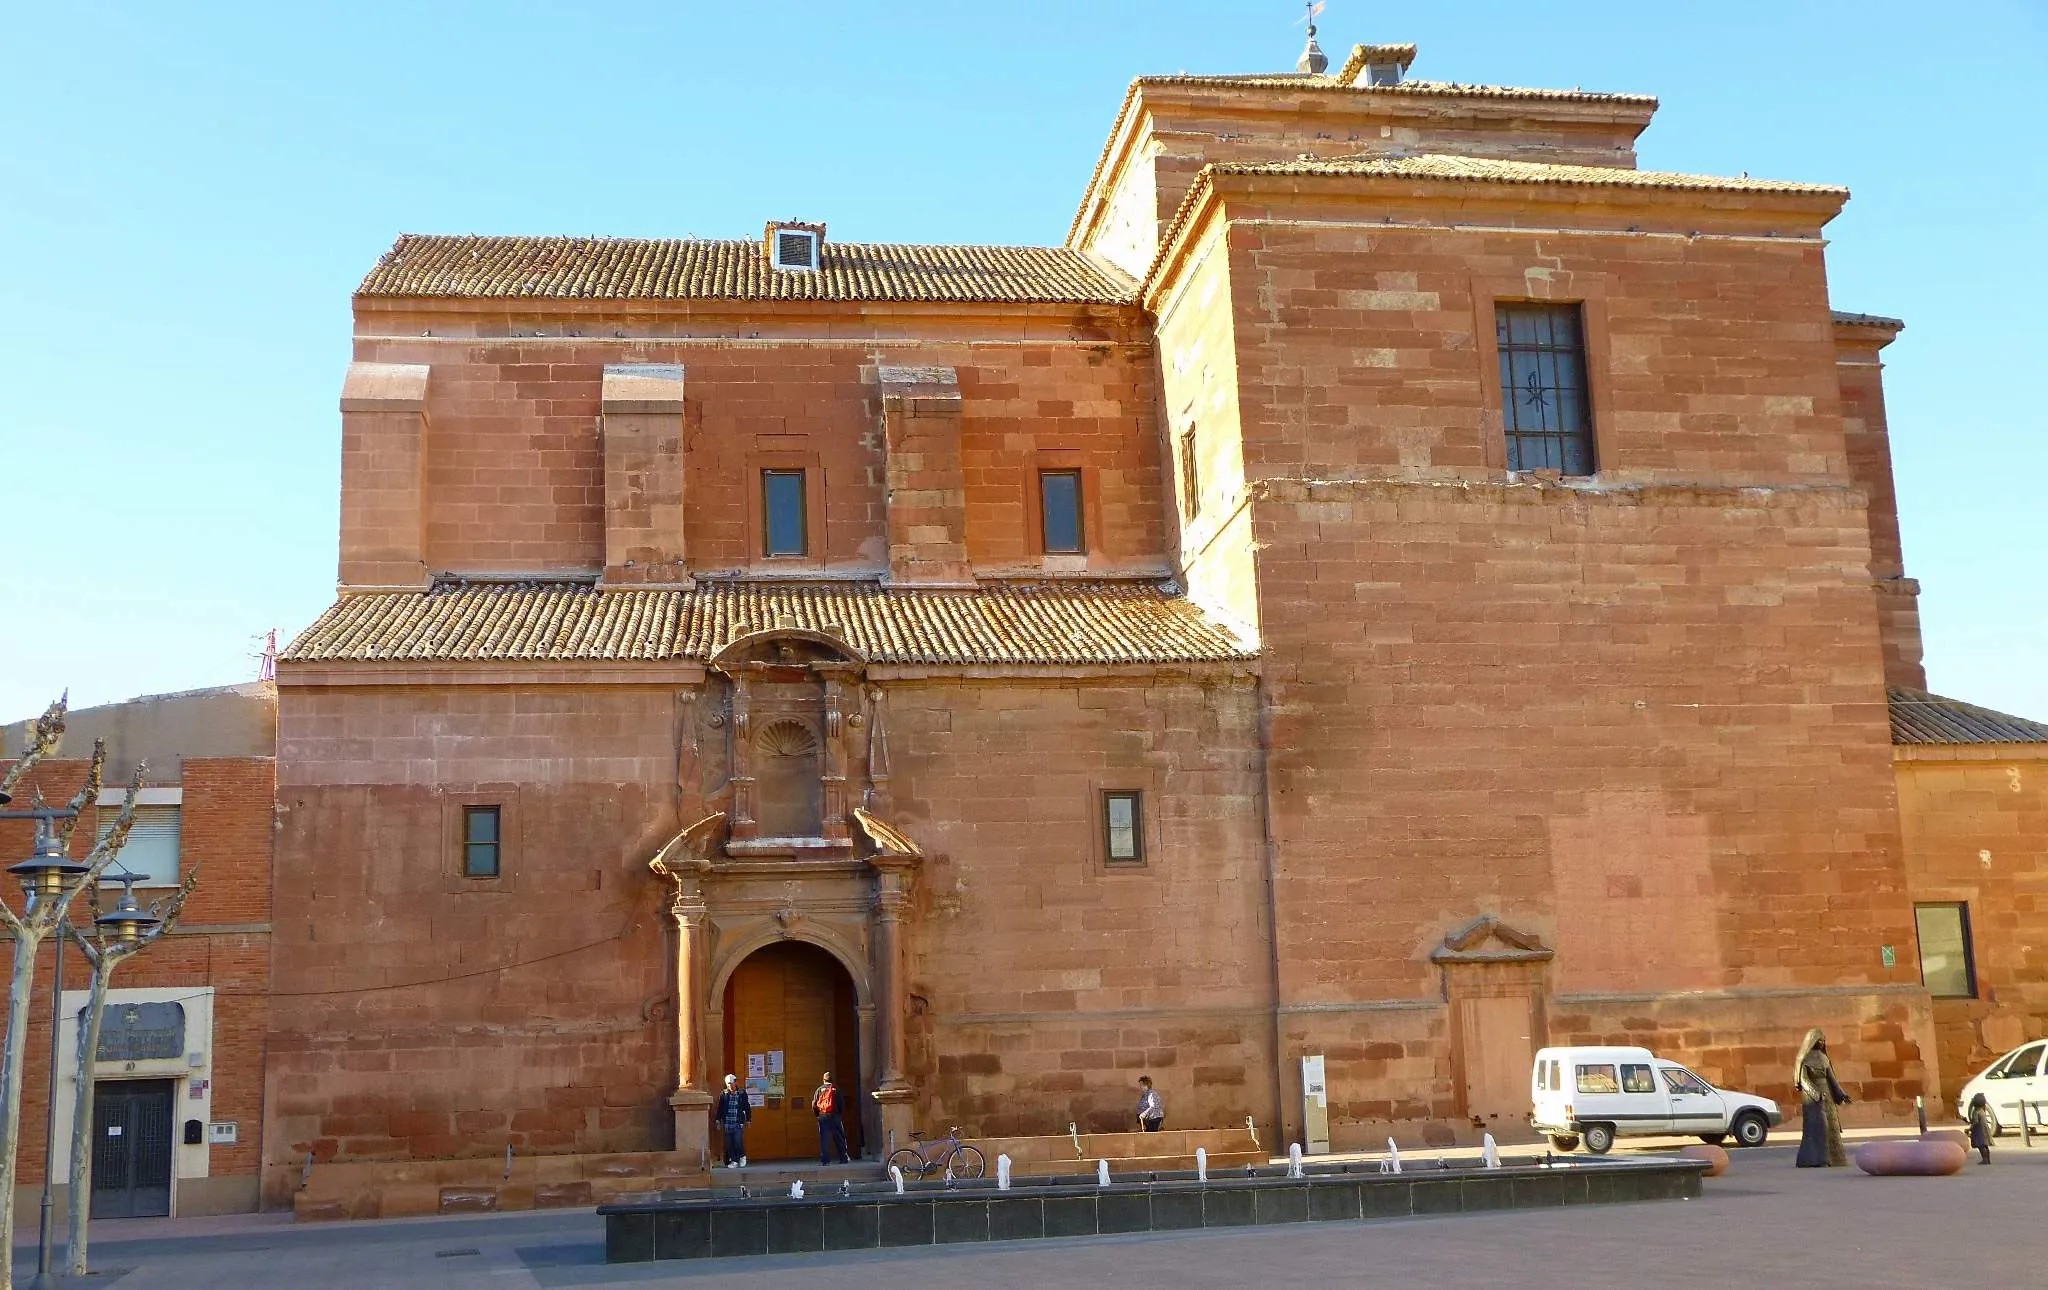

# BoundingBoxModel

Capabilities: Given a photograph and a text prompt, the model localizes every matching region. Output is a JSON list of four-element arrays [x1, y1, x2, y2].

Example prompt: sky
[[1, 1, 2043, 724]]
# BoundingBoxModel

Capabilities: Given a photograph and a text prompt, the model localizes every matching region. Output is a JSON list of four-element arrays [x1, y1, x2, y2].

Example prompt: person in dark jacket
[[1793, 1029, 1851, 1167], [715, 1073, 752, 1168], [813, 1071, 850, 1165], [1968, 1095, 1994, 1165]]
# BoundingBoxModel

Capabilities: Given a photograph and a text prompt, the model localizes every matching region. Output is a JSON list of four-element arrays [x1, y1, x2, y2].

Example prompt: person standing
[[1793, 1029, 1851, 1167], [1968, 1095, 1994, 1165], [715, 1073, 752, 1168], [813, 1071, 851, 1165], [1136, 1075, 1165, 1132]]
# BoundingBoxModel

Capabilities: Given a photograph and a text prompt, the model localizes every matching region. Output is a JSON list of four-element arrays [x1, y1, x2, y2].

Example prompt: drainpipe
[[1253, 670, 1289, 1151]]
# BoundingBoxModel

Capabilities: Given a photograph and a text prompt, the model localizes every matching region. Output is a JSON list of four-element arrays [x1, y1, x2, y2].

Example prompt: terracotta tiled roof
[[282, 579, 1252, 668], [1889, 688, 2048, 745], [1203, 153, 1843, 196], [357, 235, 1136, 305], [1134, 73, 1655, 106]]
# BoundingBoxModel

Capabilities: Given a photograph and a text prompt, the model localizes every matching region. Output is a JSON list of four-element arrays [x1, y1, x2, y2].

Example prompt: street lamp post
[[5, 808, 87, 1290]]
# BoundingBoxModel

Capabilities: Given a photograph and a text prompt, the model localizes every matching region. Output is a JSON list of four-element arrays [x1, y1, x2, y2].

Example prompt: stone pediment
[[1430, 915, 1553, 964]]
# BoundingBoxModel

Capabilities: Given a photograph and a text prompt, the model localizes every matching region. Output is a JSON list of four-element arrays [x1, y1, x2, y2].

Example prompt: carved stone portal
[[652, 626, 924, 1159]]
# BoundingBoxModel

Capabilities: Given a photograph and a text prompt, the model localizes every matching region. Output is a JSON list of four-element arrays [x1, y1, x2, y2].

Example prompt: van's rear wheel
[[1698, 1134, 1726, 1146], [1731, 1112, 1769, 1148], [1548, 1134, 1579, 1152], [1582, 1124, 1615, 1154]]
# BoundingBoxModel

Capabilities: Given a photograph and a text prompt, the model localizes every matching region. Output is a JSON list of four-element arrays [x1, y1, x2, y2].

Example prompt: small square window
[[763, 470, 807, 557], [1913, 902, 1976, 998], [1040, 470, 1084, 554], [1178, 429, 1201, 521], [96, 805, 180, 888], [1620, 1063, 1656, 1094], [1103, 791, 1143, 865], [463, 806, 501, 879]]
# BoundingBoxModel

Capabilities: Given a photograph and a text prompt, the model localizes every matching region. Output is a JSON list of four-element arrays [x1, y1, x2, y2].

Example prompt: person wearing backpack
[[814, 1071, 851, 1164]]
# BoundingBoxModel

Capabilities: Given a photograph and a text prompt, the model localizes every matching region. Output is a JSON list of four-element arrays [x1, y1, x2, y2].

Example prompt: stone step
[[293, 1150, 713, 1221]]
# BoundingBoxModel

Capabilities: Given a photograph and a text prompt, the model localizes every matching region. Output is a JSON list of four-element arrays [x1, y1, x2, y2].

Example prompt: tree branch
[[0, 696, 66, 801], [56, 739, 106, 853]]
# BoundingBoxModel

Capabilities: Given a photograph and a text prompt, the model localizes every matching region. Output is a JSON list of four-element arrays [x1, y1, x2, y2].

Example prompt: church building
[[264, 34, 2048, 1204]]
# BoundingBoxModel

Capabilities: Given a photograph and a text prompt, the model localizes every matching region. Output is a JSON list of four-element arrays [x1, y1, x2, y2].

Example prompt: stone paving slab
[[18, 1139, 2048, 1287]]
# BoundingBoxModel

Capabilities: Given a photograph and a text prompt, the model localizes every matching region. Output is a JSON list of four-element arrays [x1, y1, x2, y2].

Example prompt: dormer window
[[766, 220, 825, 272]]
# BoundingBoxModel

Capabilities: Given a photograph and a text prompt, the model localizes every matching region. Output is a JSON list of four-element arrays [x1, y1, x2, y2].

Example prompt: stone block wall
[[265, 686, 681, 1203], [1896, 748, 2048, 1101], [345, 306, 1167, 583], [879, 673, 1270, 1138]]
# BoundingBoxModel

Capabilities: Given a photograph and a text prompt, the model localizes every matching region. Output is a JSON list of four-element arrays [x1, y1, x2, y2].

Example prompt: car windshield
[[1661, 1067, 1713, 1095]]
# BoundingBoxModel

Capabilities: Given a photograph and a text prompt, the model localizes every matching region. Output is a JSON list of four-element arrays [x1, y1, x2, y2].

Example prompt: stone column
[[869, 854, 917, 1149], [663, 864, 714, 1163]]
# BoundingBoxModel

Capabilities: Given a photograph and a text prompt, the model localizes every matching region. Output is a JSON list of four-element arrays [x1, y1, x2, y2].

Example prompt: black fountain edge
[[598, 1155, 1709, 1263]]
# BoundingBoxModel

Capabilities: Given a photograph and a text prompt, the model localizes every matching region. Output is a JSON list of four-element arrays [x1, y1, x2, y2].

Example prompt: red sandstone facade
[[262, 39, 2047, 1203]]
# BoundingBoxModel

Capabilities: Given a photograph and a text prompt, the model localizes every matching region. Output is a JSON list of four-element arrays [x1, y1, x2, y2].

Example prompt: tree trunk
[[0, 930, 45, 1290], [66, 952, 113, 1276]]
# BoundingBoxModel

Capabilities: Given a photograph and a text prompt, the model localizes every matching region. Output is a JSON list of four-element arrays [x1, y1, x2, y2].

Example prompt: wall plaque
[[90, 1001, 186, 1062]]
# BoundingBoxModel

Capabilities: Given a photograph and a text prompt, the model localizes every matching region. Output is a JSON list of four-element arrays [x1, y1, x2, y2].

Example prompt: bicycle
[[887, 1126, 985, 1180]]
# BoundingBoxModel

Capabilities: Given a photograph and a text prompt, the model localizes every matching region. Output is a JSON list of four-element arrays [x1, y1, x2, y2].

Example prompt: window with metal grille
[[96, 806, 179, 887], [773, 229, 818, 271], [763, 470, 808, 556], [1913, 902, 1976, 998], [1040, 469, 1083, 554], [1496, 303, 1595, 475], [1103, 791, 1144, 865], [463, 806, 501, 879], [1178, 428, 1201, 521]]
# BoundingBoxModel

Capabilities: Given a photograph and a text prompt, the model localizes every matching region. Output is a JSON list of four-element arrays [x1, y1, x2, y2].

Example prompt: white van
[[1531, 1045, 1782, 1154]]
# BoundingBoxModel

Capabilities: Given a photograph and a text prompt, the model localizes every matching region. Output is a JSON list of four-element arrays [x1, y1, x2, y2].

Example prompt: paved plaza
[[24, 1134, 2043, 1287]]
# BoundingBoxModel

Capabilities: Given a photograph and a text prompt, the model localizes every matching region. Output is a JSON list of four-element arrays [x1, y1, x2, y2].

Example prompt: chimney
[[1343, 43, 1418, 87]]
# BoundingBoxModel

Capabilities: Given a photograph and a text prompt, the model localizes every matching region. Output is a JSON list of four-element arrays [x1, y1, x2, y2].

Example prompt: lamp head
[[8, 818, 89, 905], [95, 870, 160, 945]]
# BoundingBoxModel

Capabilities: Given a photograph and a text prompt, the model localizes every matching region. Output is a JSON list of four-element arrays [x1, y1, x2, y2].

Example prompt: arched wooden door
[[721, 941, 862, 1160]]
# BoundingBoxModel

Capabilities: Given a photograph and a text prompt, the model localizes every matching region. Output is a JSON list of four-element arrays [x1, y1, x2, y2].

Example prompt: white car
[[1531, 1045, 1783, 1154], [1957, 1040, 2047, 1134]]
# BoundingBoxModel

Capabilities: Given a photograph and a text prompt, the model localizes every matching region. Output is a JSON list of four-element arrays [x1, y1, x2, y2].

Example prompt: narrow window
[[1178, 429, 1201, 521], [1913, 902, 1976, 998], [463, 806, 501, 879], [762, 469, 807, 557], [1102, 791, 1144, 865], [1496, 302, 1595, 475], [1040, 469, 1084, 554]]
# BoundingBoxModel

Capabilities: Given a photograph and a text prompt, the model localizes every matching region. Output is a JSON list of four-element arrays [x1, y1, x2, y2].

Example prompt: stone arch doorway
[[721, 941, 863, 1161]]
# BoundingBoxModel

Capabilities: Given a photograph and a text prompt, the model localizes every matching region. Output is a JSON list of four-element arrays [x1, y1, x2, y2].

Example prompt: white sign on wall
[[208, 1122, 238, 1145]]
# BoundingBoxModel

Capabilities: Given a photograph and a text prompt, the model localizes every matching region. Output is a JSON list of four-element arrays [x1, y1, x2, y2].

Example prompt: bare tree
[[0, 698, 146, 1290], [64, 871, 197, 1275]]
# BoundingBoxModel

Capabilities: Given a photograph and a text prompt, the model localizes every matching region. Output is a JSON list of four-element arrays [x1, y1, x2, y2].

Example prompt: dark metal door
[[90, 1079, 174, 1219]]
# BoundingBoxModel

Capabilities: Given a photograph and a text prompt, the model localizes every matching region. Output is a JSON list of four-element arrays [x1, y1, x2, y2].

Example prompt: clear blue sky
[[2, 1, 2043, 723]]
